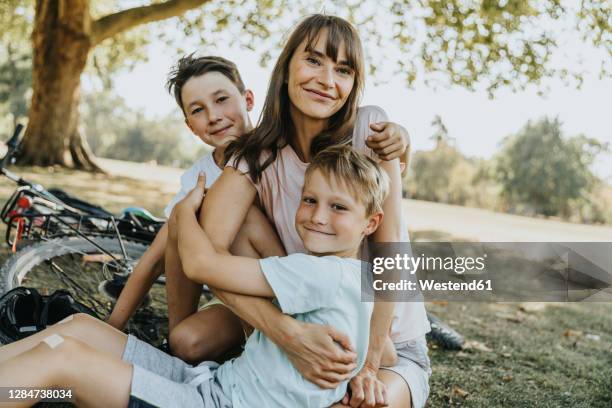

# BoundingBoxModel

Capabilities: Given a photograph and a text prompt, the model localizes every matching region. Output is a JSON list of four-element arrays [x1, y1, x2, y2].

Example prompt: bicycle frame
[[0, 125, 161, 256]]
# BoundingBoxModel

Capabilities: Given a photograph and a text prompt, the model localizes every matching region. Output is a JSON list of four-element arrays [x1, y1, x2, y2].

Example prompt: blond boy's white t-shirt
[[227, 105, 430, 343]]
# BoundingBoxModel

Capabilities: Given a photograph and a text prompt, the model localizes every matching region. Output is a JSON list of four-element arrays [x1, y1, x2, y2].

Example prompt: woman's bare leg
[[378, 370, 412, 408], [0, 313, 127, 364], [168, 205, 285, 363], [0, 336, 132, 408], [230, 204, 286, 258]]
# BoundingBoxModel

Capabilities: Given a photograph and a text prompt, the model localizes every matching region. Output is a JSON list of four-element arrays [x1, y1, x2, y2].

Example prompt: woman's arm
[[367, 158, 402, 368], [346, 158, 402, 407]]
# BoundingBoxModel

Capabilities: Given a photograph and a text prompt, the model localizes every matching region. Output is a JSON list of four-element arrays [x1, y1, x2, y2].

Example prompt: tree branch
[[91, 0, 210, 46]]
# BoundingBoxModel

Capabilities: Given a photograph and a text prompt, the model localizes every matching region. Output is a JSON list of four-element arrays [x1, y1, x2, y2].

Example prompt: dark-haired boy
[[106, 55, 265, 355]]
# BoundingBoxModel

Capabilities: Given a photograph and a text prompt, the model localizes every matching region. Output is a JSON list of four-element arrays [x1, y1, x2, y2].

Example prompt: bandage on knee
[[42, 334, 64, 349]]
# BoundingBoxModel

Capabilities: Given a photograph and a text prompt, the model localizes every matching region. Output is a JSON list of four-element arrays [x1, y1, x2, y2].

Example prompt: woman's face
[[287, 29, 356, 122]]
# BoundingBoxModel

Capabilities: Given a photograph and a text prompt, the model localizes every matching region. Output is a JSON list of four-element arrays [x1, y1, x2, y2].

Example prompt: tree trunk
[[20, 0, 209, 170], [20, 0, 100, 170]]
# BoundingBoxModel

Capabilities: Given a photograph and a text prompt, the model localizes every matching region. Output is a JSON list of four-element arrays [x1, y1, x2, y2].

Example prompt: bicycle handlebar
[[0, 124, 24, 171], [8, 124, 23, 150]]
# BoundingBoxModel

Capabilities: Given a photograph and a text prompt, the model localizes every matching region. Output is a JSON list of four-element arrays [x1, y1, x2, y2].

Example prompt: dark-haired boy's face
[[182, 72, 253, 148]]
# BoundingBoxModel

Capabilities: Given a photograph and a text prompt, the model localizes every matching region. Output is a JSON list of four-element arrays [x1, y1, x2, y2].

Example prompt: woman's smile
[[304, 87, 336, 102]]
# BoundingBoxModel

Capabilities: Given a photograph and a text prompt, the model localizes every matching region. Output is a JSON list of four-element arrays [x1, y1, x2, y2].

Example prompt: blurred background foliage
[[404, 115, 611, 224], [80, 90, 209, 167], [0, 0, 610, 223]]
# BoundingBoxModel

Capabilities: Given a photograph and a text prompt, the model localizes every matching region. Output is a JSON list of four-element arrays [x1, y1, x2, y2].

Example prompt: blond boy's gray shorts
[[380, 336, 431, 408], [122, 335, 231, 408]]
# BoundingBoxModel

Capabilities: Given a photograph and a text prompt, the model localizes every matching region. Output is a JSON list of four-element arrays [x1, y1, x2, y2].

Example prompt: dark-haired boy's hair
[[166, 54, 246, 115]]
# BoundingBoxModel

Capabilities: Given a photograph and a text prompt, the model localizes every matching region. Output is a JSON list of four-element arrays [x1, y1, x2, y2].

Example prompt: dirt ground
[[0, 162, 610, 407]]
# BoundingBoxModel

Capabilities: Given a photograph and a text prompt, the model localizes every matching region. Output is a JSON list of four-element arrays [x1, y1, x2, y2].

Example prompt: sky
[[101, 20, 612, 181]]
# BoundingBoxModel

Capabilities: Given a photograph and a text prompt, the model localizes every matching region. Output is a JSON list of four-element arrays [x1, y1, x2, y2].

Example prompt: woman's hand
[[341, 365, 388, 408], [278, 319, 358, 389], [366, 122, 410, 162]]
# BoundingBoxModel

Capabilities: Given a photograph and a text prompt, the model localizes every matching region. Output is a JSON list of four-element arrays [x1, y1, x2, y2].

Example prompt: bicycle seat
[[120, 207, 165, 223]]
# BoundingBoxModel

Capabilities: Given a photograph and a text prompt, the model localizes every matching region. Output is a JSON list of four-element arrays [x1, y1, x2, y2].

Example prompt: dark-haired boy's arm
[[107, 224, 167, 330]]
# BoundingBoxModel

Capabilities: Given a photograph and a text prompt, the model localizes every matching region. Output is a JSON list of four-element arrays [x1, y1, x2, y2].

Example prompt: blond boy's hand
[[176, 172, 207, 214], [341, 364, 388, 408], [366, 122, 410, 162]]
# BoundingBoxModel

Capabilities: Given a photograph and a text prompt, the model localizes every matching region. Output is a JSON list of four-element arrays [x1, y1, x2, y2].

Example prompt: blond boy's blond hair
[[305, 145, 390, 216]]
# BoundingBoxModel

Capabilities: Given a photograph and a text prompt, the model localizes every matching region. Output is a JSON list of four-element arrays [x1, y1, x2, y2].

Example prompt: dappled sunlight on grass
[[0, 165, 176, 217]]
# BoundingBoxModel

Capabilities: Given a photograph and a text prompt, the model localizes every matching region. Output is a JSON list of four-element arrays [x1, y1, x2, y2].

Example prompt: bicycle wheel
[[0, 237, 167, 346]]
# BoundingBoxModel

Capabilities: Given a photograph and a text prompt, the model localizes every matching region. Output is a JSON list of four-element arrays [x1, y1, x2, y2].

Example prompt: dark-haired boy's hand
[[366, 122, 410, 163]]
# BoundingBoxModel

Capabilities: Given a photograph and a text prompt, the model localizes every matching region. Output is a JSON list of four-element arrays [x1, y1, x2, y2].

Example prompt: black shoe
[[99, 275, 150, 307], [0, 287, 43, 343], [0, 287, 98, 344], [426, 312, 464, 350], [40, 289, 98, 326]]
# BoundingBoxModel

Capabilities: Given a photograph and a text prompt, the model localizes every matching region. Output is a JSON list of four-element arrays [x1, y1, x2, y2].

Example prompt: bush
[[495, 117, 607, 219]]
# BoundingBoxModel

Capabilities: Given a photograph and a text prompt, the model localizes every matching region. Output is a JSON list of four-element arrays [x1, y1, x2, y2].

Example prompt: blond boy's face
[[295, 169, 379, 257], [182, 71, 253, 148]]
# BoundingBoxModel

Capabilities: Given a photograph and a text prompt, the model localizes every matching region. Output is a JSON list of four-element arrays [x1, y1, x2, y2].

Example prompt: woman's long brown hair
[[225, 14, 365, 183]]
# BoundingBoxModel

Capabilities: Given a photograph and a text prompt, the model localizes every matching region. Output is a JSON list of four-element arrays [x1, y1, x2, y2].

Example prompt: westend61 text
[[373, 279, 493, 292]]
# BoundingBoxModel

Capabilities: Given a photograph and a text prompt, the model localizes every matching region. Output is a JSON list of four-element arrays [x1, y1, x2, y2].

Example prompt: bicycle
[[0, 124, 185, 346]]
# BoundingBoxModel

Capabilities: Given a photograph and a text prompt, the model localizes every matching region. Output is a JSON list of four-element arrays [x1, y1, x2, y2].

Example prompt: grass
[[0, 166, 610, 407]]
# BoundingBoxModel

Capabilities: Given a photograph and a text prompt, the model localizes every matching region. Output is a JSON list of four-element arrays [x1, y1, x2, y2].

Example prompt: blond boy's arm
[[173, 194, 274, 297]]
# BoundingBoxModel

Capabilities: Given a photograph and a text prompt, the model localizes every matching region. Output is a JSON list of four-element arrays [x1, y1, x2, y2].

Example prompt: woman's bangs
[[303, 21, 360, 70]]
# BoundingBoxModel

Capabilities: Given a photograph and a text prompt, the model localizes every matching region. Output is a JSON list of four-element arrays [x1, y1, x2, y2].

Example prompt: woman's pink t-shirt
[[228, 105, 429, 342]]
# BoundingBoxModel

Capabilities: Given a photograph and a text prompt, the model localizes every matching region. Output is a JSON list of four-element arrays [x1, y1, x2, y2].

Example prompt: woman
[[170, 14, 431, 408]]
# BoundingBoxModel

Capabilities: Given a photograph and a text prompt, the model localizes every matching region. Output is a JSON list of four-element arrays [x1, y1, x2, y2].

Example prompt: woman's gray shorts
[[380, 336, 431, 408], [122, 335, 231, 408]]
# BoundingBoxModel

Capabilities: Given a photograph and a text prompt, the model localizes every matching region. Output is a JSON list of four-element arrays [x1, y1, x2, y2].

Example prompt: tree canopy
[[0, 0, 610, 168]]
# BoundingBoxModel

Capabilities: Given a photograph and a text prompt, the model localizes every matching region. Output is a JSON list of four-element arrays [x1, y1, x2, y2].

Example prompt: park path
[[100, 158, 612, 242], [403, 199, 612, 242]]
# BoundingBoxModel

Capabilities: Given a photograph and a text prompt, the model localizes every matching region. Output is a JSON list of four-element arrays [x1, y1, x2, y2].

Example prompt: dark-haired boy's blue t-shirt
[[214, 253, 373, 407]]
